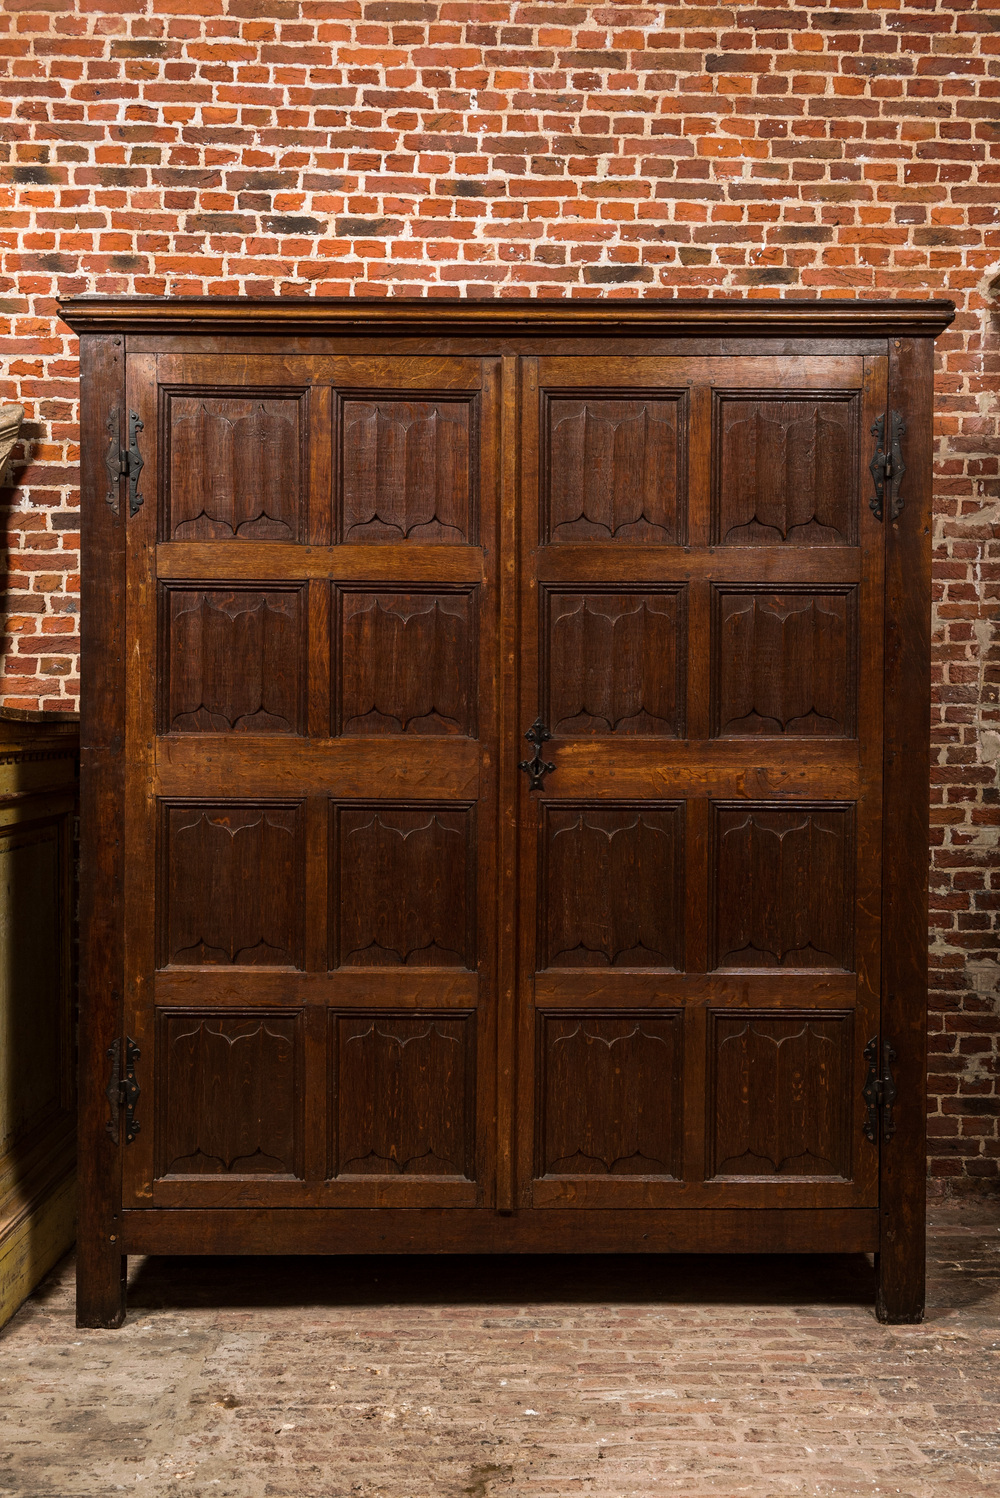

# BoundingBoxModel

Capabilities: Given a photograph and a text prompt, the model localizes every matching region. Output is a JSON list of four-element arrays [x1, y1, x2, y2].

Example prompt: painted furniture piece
[[61, 296, 954, 1328], [0, 710, 78, 1329]]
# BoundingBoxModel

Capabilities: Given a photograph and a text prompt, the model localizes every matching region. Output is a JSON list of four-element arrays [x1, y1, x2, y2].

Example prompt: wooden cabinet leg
[[874, 1210, 925, 1324], [76, 1242, 126, 1329]]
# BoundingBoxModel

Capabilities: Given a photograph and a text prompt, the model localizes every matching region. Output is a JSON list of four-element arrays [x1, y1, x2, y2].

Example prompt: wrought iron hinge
[[868, 410, 906, 523], [519, 717, 555, 792], [105, 1036, 141, 1145], [862, 1037, 897, 1144], [103, 406, 145, 517]]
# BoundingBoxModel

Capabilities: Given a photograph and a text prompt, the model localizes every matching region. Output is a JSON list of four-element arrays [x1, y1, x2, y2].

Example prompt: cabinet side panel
[[878, 335, 933, 1324], [77, 332, 128, 1327]]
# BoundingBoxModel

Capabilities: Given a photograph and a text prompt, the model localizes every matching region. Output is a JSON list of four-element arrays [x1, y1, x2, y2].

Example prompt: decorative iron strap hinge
[[862, 1037, 898, 1144], [105, 1036, 141, 1145], [103, 405, 145, 518], [868, 410, 907, 523]]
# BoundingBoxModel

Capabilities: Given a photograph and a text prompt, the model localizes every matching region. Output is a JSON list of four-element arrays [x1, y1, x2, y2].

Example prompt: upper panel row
[[161, 387, 863, 547]]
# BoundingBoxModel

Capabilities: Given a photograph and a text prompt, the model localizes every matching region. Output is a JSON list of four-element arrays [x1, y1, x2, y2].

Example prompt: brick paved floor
[[1, 1199, 997, 1498]]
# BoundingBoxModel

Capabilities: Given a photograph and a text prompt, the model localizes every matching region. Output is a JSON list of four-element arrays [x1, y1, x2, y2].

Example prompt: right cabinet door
[[517, 352, 887, 1211]]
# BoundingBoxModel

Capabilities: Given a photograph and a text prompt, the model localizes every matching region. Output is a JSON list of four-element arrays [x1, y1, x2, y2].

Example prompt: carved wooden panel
[[708, 1012, 851, 1178], [331, 1014, 475, 1177], [712, 804, 853, 970], [162, 585, 305, 734], [156, 1011, 301, 1177], [542, 587, 685, 737], [713, 393, 858, 545], [336, 588, 477, 737], [340, 397, 474, 543], [545, 395, 683, 543], [165, 393, 303, 541], [538, 804, 684, 970], [160, 803, 303, 968], [333, 805, 475, 968], [713, 587, 856, 738], [536, 1013, 682, 1178]]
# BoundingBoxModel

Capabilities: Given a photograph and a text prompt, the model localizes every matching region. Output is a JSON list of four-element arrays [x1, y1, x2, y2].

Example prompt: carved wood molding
[[58, 296, 957, 339]]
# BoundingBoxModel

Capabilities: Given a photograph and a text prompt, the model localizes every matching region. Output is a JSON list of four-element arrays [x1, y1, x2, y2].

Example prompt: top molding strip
[[58, 296, 956, 340]]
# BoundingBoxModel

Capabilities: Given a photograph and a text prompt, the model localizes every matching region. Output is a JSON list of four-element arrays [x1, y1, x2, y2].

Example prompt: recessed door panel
[[517, 354, 884, 1211], [128, 353, 499, 1213]]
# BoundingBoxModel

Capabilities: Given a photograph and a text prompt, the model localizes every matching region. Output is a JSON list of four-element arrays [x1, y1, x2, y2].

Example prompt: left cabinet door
[[121, 351, 502, 1214]]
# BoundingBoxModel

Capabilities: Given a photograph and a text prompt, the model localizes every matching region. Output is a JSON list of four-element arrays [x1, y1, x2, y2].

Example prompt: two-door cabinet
[[61, 296, 954, 1327]]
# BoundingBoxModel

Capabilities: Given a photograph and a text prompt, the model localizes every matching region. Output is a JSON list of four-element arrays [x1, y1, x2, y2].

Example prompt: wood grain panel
[[537, 355, 865, 390], [713, 392, 860, 546], [536, 546, 863, 587], [154, 969, 480, 1007], [336, 587, 477, 737], [538, 804, 684, 970], [331, 1013, 475, 1178], [156, 542, 485, 585], [544, 394, 684, 543], [339, 396, 475, 543], [155, 737, 481, 799], [332, 804, 475, 969], [161, 584, 306, 734], [535, 1013, 682, 1178], [533, 971, 857, 1009], [542, 587, 685, 737], [708, 1011, 852, 1180], [164, 392, 305, 541], [532, 741, 860, 802], [712, 586, 857, 738], [159, 802, 304, 969], [711, 803, 854, 970], [156, 1010, 302, 1177]]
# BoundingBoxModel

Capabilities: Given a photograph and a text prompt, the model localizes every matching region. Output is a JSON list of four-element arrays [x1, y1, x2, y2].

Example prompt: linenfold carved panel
[[332, 804, 475, 968], [340, 397, 474, 542], [538, 804, 684, 969], [165, 392, 304, 540], [713, 587, 856, 737], [708, 1011, 851, 1178], [331, 1013, 475, 1177], [544, 394, 684, 542], [542, 588, 686, 736], [160, 803, 304, 968], [157, 1011, 302, 1177], [712, 803, 853, 970], [162, 585, 305, 734], [536, 1013, 682, 1178], [336, 588, 477, 736], [713, 392, 858, 545]]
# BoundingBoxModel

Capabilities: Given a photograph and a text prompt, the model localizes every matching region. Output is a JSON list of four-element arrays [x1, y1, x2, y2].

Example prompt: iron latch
[[519, 718, 555, 792], [106, 1036, 141, 1145], [868, 410, 906, 523], [103, 406, 145, 517], [862, 1037, 897, 1144]]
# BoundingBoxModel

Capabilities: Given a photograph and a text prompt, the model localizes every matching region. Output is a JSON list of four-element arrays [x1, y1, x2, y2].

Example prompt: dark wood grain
[[59, 296, 956, 339], [876, 337, 933, 1324], [122, 1206, 880, 1256], [70, 300, 948, 1323], [156, 1011, 302, 1178], [76, 332, 128, 1326], [162, 585, 306, 735]]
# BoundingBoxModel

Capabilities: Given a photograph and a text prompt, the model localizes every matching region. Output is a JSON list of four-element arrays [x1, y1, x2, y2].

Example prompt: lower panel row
[[150, 1007, 858, 1189]]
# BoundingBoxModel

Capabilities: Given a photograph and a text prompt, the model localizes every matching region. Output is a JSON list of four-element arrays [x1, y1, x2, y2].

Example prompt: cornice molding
[[58, 296, 957, 340]]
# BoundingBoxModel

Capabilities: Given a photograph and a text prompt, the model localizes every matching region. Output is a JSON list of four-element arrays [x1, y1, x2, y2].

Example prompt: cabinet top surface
[[58, 295, 956, 340]]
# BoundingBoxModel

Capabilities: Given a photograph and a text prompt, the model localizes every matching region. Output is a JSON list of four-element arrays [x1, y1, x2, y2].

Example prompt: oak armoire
[[61, 296, 954, 1327]]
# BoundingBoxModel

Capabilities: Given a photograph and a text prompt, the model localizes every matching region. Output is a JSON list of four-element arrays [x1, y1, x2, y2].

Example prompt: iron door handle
[[519, 718, 554, 791]]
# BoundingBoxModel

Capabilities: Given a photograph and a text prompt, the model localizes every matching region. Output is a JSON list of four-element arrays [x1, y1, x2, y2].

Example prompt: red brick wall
[[1, 1, 996, 1185]]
